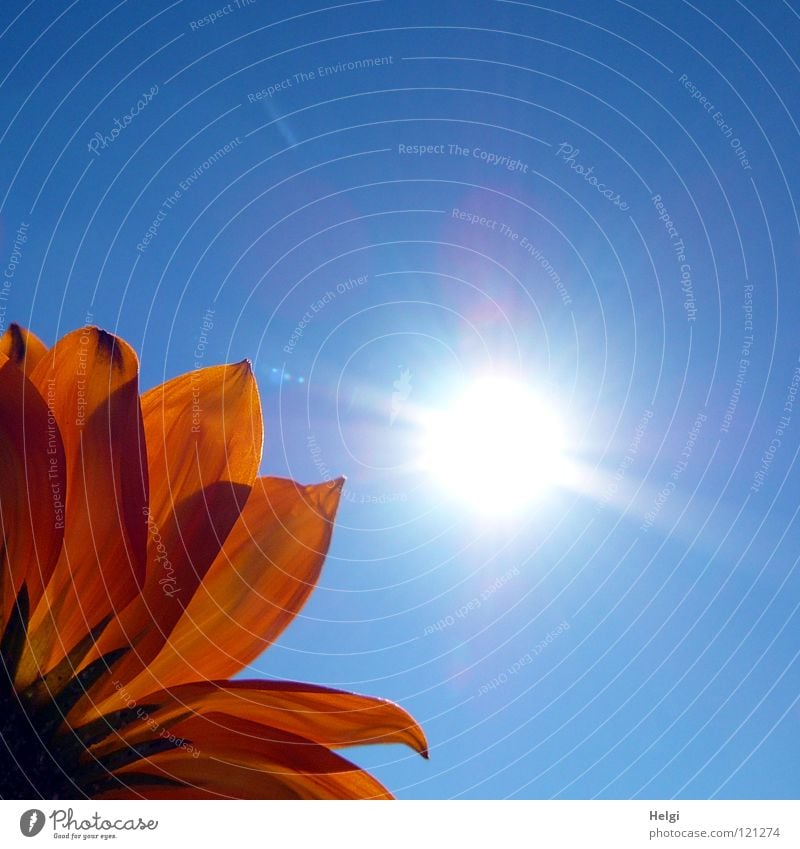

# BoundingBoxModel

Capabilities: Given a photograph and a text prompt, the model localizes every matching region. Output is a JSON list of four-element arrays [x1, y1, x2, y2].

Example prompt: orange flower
[[0, 323, 427, 799]]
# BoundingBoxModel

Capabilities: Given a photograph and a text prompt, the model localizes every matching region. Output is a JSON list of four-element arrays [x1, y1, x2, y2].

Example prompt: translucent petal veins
[[0, 324, 426, 799]]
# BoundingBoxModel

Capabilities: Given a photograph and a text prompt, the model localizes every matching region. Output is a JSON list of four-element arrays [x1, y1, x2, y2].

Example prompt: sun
[[422, 377, 566, 514]]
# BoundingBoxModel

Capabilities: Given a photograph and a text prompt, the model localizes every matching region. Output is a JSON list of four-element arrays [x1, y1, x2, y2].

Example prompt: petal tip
[[95, 328, 124, 367], [317, 476, 345, 514], [226, 359, 258, 393], [1, 323, 47, 371], [71, 326, 135, 373], [6, 323, 25, 352]]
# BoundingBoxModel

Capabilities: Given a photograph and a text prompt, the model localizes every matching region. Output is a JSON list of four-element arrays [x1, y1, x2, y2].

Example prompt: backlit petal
[[89, 362, 262, 686], [99, 713, 393, 799], [0, 325, 427, 800], [0, 354, 65, 631], [0, 324, 47, 374], [20, 328, 148, 679], [83, 679, 428, 759], [116, 476, 341, 699]]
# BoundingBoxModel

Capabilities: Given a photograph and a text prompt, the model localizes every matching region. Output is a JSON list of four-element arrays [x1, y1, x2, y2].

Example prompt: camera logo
[[19, 810, 46, 837]]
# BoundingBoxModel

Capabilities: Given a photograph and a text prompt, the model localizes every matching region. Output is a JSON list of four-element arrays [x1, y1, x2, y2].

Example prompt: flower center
[[0, 586, 186, 799], [0, 674, 85, 798]]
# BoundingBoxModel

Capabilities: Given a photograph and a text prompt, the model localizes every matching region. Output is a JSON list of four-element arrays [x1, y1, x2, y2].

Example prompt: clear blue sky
[[1, 0, 798, 799]]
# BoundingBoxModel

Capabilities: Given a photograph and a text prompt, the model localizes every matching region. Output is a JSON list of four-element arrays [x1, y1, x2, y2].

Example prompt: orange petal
[[84, 679, 428, 760], [20, 328, 148, 676], [98, 713, 393, 799], [0, 354, 65, 631], [96, 753, 304, 799], [139, 360, 262, 601], [88, 362, 262, 685], [113, 476, 341, 700], [0, 324, 47, 374]]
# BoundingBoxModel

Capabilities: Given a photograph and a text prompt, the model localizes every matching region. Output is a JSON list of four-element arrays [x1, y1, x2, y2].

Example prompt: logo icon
[[19, 810, 46, 837], [390, 367, 412, 425]]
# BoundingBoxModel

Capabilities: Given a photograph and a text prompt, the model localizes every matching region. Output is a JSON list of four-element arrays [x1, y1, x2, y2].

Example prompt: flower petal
[[88, 362, 263, 685], [0, 324, 47, 374], [115, 476, 342, 698], [140, 361, 262, 561], [139, 360, 262, 596], [97, 713, 393, 799], [20, 328, 148, 677], [83, 679, 428, 759], [0, 354, 65, 632]]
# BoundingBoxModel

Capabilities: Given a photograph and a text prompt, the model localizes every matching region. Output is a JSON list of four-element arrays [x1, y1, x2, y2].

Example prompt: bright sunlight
[[422, 377, 567, 515]]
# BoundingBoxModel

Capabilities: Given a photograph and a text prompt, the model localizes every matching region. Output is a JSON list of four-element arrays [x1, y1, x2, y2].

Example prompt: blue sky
[[1, 0, 799, 799]]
